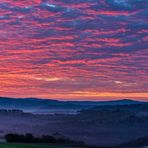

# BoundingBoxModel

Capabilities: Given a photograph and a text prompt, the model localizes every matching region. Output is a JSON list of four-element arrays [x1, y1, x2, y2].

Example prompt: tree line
[[0, 109, 23, 113], [5, 133, 84, 146]]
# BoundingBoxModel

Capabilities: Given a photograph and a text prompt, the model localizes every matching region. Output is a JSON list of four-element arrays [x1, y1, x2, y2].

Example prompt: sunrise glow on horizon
[[0, 0, 147, 101]]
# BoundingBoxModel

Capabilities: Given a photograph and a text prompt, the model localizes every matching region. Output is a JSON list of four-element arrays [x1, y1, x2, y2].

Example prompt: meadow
[[0, 143, 86, 148]]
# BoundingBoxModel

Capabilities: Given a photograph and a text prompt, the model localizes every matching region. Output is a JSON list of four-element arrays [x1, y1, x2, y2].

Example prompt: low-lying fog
[[0, 103, 148, 147]]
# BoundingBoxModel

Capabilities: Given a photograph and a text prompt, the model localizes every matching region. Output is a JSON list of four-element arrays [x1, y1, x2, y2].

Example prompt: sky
[[0, 0, 148, 101]]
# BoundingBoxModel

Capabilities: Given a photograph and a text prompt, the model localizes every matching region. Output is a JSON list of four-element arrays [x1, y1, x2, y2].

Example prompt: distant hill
[[119, 134, 148, 147], [0, 97, 146, 114], [93, 99, 143, 105]]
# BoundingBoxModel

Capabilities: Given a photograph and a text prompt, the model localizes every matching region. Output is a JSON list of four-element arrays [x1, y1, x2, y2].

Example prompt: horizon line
[[0, 96, 147, 102]]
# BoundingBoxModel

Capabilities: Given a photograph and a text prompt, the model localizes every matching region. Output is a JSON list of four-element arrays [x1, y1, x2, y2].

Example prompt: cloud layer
[[0, 0, 148, 100]]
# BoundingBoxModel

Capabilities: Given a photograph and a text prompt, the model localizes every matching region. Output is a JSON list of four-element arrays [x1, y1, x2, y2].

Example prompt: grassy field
[[0, 143, 86, 148]]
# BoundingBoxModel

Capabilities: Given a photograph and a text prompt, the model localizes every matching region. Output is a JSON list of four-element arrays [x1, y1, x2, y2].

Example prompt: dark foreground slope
[[118, 134, 148, 147]]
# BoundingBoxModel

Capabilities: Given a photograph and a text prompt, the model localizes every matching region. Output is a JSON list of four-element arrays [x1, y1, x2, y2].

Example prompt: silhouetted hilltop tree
[[41, 135, 56, 143], [0, 109, 23, 113], [5, 134, 25, 143], [24, 133, 34, 143]]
